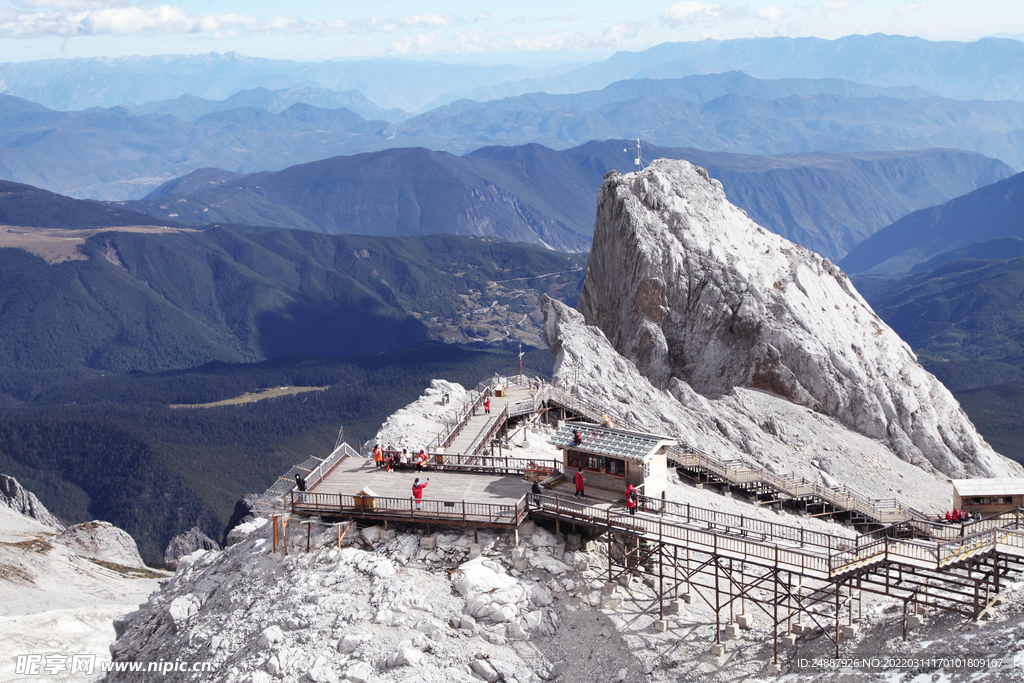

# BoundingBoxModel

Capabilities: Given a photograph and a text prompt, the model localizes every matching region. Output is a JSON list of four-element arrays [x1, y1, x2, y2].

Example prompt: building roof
[[951, 478, 1024, 497], [550, 422, 676, 461]]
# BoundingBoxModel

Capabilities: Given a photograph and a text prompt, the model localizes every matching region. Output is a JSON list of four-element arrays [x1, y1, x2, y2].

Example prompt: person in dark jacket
[[531, 480, 543, 508], [295, 473, 306, 502]]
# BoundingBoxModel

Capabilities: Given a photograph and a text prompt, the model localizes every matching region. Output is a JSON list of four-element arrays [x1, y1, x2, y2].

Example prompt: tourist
[[295, 473, 306, 502], [574, 468, 585, 499], [412, 477, 429, 511], [625, 483, 637, 515], [484, 396, 491, 415], [531, 480, 543, 508], [373, 444, 383, 469]]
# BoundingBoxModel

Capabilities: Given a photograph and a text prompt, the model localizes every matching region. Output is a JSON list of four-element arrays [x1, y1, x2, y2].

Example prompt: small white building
[[550, 422, 677, 500], [951, 478, 1024, 516]]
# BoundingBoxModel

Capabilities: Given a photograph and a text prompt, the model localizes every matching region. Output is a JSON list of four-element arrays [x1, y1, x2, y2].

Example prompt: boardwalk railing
[[291, 491, 528, 527], [466, 403, 511, 456], [431, 382, 492, 451], [304, 442, 360, 491], [530, 493, 1024, 579]]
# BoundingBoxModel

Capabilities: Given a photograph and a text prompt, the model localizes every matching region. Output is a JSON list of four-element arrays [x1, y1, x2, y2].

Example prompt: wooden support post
[[272, 514, 279, 553], [714, 556, 721, 644], [306, 522, 312, 553], [835, 581, 840, 658], [658, 521, 664, 620], [282, 516, 288, 557], [773, 561, 779, 665], [902, 600, 908, 640]]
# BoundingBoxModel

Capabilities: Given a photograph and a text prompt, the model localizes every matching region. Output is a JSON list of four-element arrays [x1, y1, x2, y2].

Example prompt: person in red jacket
[[484, 396, 491, 415], [574, 468, 585, 499], [412, 477, 429, 510], [625, 484, 637, 515]]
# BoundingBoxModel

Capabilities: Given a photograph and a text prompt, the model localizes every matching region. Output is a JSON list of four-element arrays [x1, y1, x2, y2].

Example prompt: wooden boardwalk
[[447, 384, 534, 455]]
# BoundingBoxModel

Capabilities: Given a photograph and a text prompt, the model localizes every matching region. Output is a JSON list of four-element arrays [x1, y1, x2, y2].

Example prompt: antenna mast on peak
[[624, 139, 644, 170]]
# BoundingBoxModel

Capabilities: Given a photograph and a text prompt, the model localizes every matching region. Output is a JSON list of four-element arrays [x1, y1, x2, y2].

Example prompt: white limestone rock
[[565, 158, 1021, 480], [56, 520, 146, 569], [0, 474, 64, 531], [164, 525, 221, 566]]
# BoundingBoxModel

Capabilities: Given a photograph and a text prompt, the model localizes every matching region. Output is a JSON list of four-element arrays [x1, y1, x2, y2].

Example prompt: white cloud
[[662, 2, 731, 27], [18, 0, 131, 9], [754, 6, 787, 22], [0, 4, 481, 39], [896, 3, 927, 14], [386, 32, 438, 55]]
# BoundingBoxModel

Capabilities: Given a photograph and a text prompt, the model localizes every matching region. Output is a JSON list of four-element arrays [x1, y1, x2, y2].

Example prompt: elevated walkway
[[283, 370, 1024, 662]]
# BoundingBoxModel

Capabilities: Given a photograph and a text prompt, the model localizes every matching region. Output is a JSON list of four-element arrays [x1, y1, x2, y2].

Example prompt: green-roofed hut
[[550, 422, 677, 500]]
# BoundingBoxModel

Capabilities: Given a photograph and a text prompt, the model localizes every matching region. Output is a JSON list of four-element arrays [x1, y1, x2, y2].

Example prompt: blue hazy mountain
[[121, 141, 1012, 261], [840, 172, 1024, 275], [432, 35, 1024, 107], [2, 70, 1022, 202]]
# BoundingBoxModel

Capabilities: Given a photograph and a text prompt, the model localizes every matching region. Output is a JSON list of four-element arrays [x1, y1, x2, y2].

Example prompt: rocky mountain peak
[[0, 474, 64, 531], [573, 159, 1018, 479]]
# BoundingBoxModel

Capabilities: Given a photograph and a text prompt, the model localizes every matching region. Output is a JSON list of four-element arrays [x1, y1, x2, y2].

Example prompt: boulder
[[164, 526, 221, 565], [56, 520, 146, 569]]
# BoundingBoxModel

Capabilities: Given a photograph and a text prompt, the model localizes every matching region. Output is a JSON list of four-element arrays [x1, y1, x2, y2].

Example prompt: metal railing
[[466, 403, 510, 456], [304, 442, 360, 491], [291, 491, 528, 527]]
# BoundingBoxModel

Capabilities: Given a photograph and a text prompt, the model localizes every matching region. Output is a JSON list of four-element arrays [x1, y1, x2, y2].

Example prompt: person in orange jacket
[[373, 444, 383, 469]]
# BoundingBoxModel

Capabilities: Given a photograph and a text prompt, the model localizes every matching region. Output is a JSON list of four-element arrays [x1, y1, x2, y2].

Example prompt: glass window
[[586, 455, 604, 472], [992, 496, 1012, 505], [567, 450, 584, 470], [967, 497, 987, 505], [607, 458, 625, 477]]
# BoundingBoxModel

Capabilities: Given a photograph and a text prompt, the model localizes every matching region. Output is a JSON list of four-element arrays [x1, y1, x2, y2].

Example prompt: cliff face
[[571, 160, 1016, 479]]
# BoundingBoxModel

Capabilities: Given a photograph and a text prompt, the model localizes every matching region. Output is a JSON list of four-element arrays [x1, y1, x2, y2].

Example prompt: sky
[[0, 0, 1019, 63]]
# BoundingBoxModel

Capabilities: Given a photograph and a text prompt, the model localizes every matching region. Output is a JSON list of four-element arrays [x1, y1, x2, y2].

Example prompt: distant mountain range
[[2, 68, 1024, 201], [122, 142, 1013, 261], [840, 172, 1024, 275], [4, 35, 1024, 114], [124, 86, 409, 124], [432, 35, 1024, 108], [0, 52, 578, 112]]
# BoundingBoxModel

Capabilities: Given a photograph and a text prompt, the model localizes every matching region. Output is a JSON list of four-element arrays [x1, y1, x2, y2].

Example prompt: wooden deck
[[309, 455, 532, 504]]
